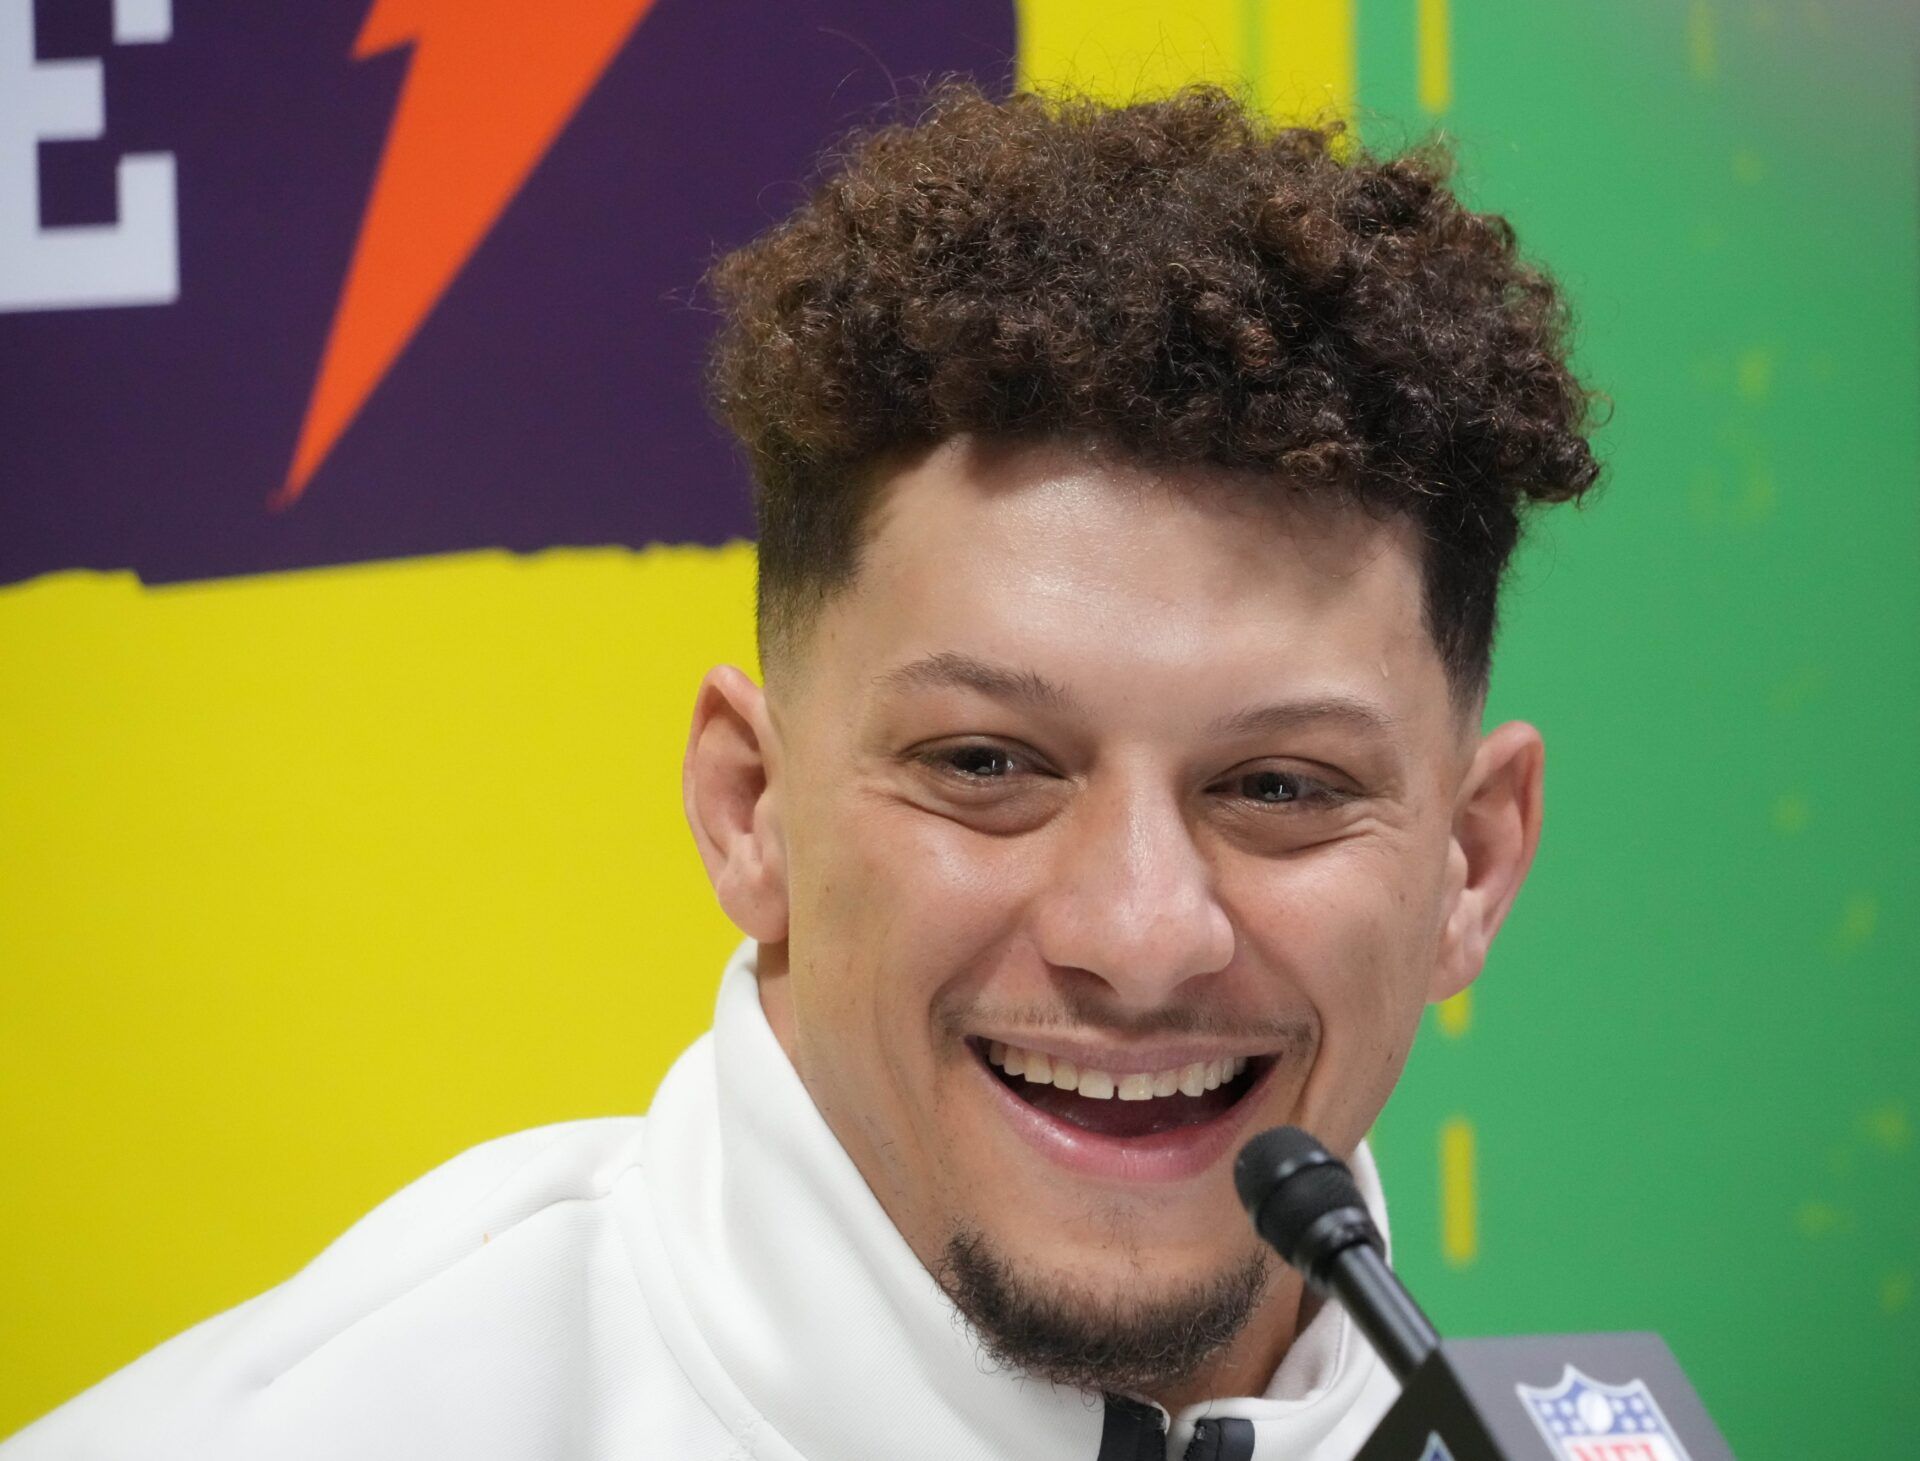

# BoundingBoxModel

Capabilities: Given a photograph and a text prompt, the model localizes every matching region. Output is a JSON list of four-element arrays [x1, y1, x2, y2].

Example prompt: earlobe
[[1430, 721, 1545, 1003], [683, 665, 790, 943]]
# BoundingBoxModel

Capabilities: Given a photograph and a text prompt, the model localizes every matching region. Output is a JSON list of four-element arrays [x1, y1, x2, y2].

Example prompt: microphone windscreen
[[1233, 1127, 1368, 1265]]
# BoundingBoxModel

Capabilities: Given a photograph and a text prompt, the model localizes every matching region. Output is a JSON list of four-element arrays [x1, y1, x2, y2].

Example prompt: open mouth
[[970, 1036, 1270, 1141]]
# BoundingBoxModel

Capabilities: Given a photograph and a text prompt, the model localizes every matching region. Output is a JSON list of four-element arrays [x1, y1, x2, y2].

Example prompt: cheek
[[786, 795, 1038, 1089], [1240, 835, 1441, 980], [782, 795, 1046, 1239], [809, 793, 1040, 965], [1235, 834, 1451, 1141]]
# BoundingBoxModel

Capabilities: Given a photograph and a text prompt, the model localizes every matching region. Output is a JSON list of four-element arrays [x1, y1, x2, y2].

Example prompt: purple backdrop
[[1, 0, 1017, 586]]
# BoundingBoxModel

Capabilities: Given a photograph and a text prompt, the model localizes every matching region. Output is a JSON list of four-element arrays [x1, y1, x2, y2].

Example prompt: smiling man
[[3, 85, 1597, 1461], [680, 84, 1595, 1451]]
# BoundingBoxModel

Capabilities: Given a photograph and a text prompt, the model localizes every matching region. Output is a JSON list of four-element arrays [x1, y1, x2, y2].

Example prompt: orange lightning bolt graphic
[[278, 0, 657, 507]]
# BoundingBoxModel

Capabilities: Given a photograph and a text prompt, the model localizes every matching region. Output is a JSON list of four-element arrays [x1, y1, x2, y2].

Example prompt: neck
[[753, 938, 797, 1058]]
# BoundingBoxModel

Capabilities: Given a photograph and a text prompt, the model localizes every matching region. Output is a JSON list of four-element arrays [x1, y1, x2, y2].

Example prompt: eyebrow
[[877, 652, 1399, 740], [876, 652, 1078, 712], [1206, 695, 1402, 741]]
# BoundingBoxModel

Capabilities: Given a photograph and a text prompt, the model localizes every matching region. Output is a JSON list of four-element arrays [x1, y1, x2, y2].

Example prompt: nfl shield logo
[[1517, 1366, 1693, 1461], [1418, 1434, 1455, 1461]]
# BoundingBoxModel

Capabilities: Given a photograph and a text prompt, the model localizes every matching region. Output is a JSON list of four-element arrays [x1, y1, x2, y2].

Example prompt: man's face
[[699, 438, 1527, 1395]]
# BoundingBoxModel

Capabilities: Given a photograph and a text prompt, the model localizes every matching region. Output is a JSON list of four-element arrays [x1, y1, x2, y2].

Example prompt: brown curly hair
[[708, 83, 1600, 696]]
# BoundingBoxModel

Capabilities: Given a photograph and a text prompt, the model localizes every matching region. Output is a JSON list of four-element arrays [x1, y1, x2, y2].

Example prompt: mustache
[[934, 990, 1316, 1051]]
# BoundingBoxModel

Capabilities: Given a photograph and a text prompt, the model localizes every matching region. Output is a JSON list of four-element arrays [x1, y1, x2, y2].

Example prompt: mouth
[[967, 1035, 1278, 1182]]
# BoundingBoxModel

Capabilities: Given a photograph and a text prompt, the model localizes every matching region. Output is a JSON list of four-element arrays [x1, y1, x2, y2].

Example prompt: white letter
[[0, 0, 177, 313]]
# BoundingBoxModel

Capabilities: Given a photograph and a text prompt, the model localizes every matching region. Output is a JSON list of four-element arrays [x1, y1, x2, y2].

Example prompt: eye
[[940, 743, 1019, 780], [1241, 770, 1302, 803], [1213, 767, 1349, 808], [914, 739, 1044, 786], [908, 739, 1062, 834]]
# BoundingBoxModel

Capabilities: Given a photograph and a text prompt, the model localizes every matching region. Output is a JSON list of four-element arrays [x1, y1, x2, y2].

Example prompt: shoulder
[[295, 1114, 650, 1289], [255, 1114, 651, 1349], [2, 1117, 679, 1460]]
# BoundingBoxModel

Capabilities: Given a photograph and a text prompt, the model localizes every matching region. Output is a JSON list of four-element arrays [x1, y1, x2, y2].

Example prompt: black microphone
[[1234, 1125, 1738, 1459], [1233, 1125, 1439, 1381]]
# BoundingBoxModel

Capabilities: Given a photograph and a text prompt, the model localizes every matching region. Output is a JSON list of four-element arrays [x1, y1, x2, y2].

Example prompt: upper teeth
[[985, 1041, 1249, 1101]]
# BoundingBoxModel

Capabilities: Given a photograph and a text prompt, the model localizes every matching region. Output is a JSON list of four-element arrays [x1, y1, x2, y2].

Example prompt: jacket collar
[[628, 942, 1392, 1460]]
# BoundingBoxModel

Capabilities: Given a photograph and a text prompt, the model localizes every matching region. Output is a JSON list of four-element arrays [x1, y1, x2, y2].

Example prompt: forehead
[[797, 440, 1449, 722]]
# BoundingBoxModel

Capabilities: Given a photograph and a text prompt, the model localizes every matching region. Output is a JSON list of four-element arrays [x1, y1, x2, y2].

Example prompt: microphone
[[1233, 1125, 1739, 1459], [1233, 1126, 1438, 1381]]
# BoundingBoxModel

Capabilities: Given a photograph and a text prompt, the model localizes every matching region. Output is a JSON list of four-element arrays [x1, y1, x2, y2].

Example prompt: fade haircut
[[708, 83, 1600, 698]]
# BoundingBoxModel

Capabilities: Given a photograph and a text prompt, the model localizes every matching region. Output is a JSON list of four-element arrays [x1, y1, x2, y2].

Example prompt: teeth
[[1077, 1069, 1116, 1099], [984, 1041, 1257, 1103]]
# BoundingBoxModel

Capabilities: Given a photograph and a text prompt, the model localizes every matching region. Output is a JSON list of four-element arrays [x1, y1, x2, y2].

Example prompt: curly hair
[[708, 83, 1600, 696]]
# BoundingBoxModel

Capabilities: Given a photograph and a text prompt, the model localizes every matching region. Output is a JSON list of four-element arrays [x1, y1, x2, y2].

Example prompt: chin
[[932, 1217, 1275, 1397]]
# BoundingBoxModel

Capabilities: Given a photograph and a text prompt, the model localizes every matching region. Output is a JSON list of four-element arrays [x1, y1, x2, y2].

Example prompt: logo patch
[[1517, 1366, 1693, 1461], [1418, 1433, 1455, 1461]]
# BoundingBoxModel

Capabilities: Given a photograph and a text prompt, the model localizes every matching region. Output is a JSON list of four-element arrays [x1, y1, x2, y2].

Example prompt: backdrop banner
[[2, 3, 1915, 1458]]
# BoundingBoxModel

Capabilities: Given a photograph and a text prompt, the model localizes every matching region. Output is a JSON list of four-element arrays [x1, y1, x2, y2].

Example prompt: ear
[[683, 665, 789, 943], [1430, 720, 1545, 1003]]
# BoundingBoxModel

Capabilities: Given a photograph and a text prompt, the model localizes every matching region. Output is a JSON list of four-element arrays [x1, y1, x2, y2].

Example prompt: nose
[[1030, 769, 1235, 1006]]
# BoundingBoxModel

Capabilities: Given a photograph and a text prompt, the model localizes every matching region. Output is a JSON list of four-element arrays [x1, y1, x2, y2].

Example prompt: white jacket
[[5, 943, 1399, 1459]]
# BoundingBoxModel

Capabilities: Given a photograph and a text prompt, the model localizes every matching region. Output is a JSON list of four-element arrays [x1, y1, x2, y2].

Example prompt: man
[[5, 85, 1596, 1459]]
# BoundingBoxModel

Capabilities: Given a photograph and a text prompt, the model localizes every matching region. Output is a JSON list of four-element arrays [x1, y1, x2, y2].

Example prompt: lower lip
[[971, 1046, 1278, 1184]]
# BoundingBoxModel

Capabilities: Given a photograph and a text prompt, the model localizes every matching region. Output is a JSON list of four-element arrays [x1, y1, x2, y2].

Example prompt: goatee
[[937, 1229, 1273, 1399]]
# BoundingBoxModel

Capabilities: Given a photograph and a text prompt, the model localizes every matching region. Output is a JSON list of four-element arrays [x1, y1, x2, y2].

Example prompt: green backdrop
[[1360, 3, 1919, 1457]]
